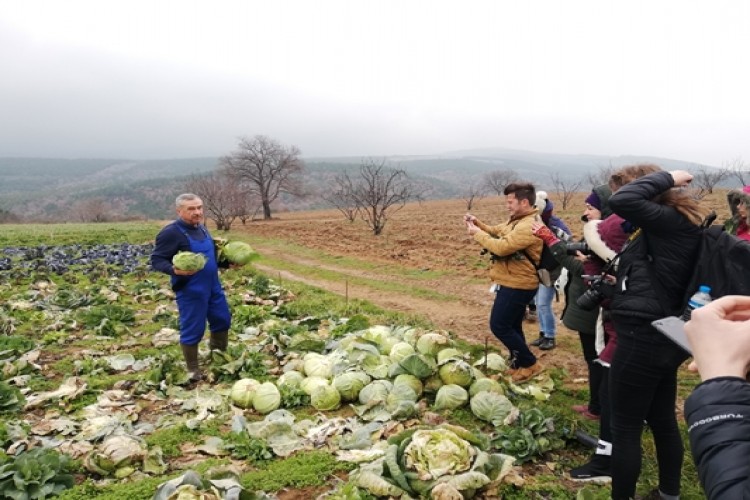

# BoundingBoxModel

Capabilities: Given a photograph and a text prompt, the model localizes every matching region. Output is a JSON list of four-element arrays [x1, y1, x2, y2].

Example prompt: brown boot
[[180, 343, 203, 382], [209, 331, 228, 352]]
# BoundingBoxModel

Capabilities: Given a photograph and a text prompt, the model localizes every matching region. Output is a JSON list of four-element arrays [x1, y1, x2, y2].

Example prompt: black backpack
[[682, 224, 750, 305]]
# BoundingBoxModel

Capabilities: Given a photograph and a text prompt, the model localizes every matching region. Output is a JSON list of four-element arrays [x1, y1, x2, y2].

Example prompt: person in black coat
[[684, 295, 750, 500], [685, 295, 750, 500], [606, 169, 709, 500]]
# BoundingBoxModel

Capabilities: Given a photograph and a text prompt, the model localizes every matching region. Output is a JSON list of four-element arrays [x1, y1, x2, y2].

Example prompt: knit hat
[[584, 191, 602, 211], [534, 191, 548, 212]]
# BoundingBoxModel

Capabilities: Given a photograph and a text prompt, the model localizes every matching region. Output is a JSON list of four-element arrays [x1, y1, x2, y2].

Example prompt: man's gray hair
[[175, 193, 200, 208]]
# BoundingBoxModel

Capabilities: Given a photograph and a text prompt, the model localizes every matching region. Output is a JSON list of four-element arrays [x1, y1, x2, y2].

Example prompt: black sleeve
[[150, 224, 188, 276], [685, 377, 750, 499], [608, 171, 677, 233], [549, 240, 584, 277]]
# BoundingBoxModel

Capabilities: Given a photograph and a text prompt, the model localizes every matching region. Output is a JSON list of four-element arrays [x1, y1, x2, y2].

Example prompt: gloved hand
[[531, 222, 560, 247]]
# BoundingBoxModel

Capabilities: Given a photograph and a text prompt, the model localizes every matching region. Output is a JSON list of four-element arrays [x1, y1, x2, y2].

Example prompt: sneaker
[[569, 458, 612, 484], [508, 362, 544, 383], [538, 337, 555, 350], [580, 409, 600, 420], [529, 333, 546, 347], [572, 404, 590, 414]]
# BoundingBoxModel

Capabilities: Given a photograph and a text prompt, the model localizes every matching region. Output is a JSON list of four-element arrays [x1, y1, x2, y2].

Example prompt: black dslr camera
[[577, 273, 616, 311], [566, 241, 591, 256]]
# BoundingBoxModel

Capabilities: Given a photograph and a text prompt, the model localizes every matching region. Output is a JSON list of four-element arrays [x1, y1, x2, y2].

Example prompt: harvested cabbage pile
[[172, 251, 206, 271]]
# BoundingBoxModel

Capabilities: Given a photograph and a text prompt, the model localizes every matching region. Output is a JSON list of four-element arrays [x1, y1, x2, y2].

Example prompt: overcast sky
[[1, 1, 749, 166]]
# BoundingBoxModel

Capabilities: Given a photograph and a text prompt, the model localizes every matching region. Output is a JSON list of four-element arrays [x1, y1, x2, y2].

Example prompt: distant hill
[[0, 150, 713, 221]]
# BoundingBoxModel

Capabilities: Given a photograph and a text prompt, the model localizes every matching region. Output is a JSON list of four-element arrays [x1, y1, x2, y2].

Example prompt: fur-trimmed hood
[[582, 215, 631, 264], [727, 186, 750, 218]]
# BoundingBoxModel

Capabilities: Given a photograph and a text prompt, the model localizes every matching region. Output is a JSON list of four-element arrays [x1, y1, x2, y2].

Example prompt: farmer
[[150, 193, 233, 382], [464, 182, 544, 383]]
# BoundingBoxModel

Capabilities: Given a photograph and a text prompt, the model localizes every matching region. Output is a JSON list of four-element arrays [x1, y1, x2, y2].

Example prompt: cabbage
[[311, 384, 341, 410], [230, 378, 261, 409], [386, 384, 418, 411], [438, 360, 474, 387], [333, 371, 371, 402], [416, 333, 450, 356], [434, 384, 469, 411], [423, 374, 444, 394], [436, 348, 463, 365], [399, 353, 437, 379], [300, 376, 329, 396], [358, 380, 393, 404], [222, 241, 258, 265], [303, 355, 332, 379], [389, 342, 415, 363], [172, 251, 206, 271], [393, 373, 423, 397], [403, 429, 474, 480], [252, 382, 281, 414], [469, 377, 504, 397], [361, 354, 390, 380], [473, 353, 507, 372], [470, 391, 517, 426], [277, 370, 304, 389]]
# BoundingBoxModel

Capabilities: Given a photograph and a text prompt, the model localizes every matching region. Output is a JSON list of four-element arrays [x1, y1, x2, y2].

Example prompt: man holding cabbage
[[150, 193, 242, 382]]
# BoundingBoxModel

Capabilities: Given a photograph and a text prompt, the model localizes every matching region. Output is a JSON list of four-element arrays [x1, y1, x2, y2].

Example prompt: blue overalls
[[174, 225, 231, 346]]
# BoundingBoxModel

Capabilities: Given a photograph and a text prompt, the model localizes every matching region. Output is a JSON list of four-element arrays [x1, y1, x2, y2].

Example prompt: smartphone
[[651, 316, 692, 355]]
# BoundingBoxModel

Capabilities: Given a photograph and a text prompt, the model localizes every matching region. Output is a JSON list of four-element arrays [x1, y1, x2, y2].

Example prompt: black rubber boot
[[209, 331, 228, 352], [180, 343, 203, 382]]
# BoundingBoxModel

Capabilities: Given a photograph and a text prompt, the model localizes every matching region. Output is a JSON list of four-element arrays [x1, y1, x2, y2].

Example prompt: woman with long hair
[[607, 168, 709, 499]]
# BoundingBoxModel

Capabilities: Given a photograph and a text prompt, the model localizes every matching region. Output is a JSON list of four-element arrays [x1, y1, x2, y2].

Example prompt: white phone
[[651, 316, 692, 355]]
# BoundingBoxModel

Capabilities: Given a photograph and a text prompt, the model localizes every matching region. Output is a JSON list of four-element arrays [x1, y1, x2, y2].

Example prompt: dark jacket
[[685, 377, 750, 499], [548, 240, 598, 335], [608, 171, 703, 325]]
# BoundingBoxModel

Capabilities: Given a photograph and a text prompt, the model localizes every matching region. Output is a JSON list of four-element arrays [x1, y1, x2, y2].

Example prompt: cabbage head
[[386, 384, 418, 411], [230, 378, 261, 409], [469, 377, 504, 398], [277, 370, 304, 389], [438, 360, 474, 387], [172, 251, 206, 272], [393, 373, 423, 397], [252, 382, 281, 414], [423, 374, 444, 394], [389, 342, 415, 363], [303, 354, 333, 379], [434, 384, 469, 411], [361, 354, 390, 380], [403, 429, 474, 480], [311, 384, 341, 410], [358, 380, 393, 404], [300, 376, 330, 396], [473, 353, 507, 372], [222, 241, 258, 265], [399, 353, 437, 379], [333, 371, 371, 402], [416, 333, 451, 356], [436, 348, 463, 365], [470, 391, 517, 426]]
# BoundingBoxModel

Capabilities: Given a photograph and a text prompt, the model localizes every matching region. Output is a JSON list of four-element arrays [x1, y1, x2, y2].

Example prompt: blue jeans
[[609, 325, 690, 499], [535, 284, 557, 338], [489, 286, 538, 369]]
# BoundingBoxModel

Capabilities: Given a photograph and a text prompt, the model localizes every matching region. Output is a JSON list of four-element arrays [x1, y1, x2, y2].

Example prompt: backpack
[[523, 245, 560, 287], [682, 224, 750, 306]]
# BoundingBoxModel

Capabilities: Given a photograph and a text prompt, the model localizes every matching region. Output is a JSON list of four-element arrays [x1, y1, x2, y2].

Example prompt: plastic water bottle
[[682, 285, 713, 321]]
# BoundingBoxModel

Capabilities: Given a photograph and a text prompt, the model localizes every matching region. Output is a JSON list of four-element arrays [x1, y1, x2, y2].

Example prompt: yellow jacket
[[473, 211, 542, 291]]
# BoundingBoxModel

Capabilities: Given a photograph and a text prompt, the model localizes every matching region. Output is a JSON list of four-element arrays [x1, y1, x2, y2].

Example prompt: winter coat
[[608, 171, 703, 325], [548, 239, 598, 335], [473, 211, 543, 291], [685, 377, 750, 499]]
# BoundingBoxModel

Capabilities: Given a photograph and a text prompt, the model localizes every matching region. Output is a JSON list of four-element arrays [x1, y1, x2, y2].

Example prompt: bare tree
[[71, 197, 113, 223], [219, 135, 305, 220], [462, 182, 486, 211], [483, 169, 519, 196], [322, 171, 360, 222], [549, 172, 584, 210], [350, 159, 422, 236], [691, 166, 730, 199], [184, 171, 248, 231], [586, 164, 616, 188], [724, 157, 750, 187]]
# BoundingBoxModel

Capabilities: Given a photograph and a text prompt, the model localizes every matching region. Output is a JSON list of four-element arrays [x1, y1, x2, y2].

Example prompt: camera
[[576, 274, 614, 311], [480, 248, 501, 262], [566, 241, 591, 256]]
